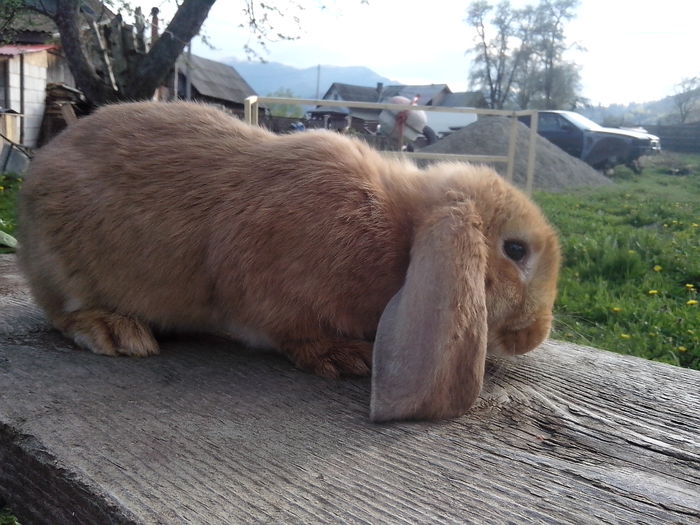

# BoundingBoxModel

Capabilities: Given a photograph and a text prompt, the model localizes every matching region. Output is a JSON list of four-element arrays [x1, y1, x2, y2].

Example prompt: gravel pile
[[419, 117, 612, 192]]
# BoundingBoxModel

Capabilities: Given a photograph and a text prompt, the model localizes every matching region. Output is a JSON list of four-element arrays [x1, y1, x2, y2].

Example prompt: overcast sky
[[158, 0, 699, 106]]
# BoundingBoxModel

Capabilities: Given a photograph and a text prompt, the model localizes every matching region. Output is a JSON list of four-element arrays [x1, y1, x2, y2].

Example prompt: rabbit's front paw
[[55, 309, 159, 357], [284, 338, 373, 379]]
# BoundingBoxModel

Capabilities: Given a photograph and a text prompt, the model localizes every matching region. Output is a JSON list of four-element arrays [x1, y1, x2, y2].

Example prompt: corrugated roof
[[327, 83, 380, 103], [0, 44, 57, 56], [4, 10, 55, 35], [380, 84, 450, 105], [177, 54, 257, 104]]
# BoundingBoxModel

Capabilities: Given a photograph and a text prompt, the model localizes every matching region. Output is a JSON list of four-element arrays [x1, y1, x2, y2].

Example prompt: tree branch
[[128, 0, 216, 100], [52, 0, 115, 105]]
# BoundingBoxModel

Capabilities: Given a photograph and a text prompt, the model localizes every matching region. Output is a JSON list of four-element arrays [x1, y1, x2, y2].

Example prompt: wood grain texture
[[0, 255, 698, 524]]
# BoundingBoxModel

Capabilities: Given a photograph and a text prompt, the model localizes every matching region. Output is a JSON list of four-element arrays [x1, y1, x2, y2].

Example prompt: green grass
[[0, 173, 21, 254], [534, 152, 700, 369], [0, 507, 20, 525]]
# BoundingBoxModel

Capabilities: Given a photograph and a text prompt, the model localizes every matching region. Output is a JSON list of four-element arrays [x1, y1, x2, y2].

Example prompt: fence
[[645, 124, 700, 154], [244, 96, 539, 194]]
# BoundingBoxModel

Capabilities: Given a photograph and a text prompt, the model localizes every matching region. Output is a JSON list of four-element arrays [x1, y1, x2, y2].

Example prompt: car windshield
[[560, 111, 603, 131]]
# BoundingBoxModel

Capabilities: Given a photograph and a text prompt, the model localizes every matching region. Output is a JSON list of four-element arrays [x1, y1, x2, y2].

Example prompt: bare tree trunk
[[52, 0, 115, 105], [24, 0, 216, 106], [126, 0, 216, 101]]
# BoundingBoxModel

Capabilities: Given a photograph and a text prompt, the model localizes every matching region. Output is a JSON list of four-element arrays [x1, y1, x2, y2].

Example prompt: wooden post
[[59, 103, 77, 125], [19, 53, 24, 144], [526, 111, 538, 195], [88, 19, 118, 92], [506, 112, 518, 182], [185, 43, 192, 101]]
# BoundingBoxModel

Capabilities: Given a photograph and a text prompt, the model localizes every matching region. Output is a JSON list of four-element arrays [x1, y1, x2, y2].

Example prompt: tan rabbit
[[18, 101, 560, 421]]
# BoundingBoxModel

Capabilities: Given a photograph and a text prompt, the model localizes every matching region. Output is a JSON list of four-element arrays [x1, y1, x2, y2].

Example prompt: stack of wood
[[37, 83, 85, 147]]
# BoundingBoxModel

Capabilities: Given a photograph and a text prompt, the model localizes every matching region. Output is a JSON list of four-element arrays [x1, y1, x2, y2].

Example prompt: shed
[[0, 44, 59, 147], [172, 54, 261, 118], [0, 2, 110, 148]]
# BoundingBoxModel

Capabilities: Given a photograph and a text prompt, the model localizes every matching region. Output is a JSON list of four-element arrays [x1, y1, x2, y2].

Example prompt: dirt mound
[[420, 117, 611, 191]]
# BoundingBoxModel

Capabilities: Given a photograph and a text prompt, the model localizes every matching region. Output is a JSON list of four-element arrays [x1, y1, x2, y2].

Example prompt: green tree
[[673, 76, 700, 124], [466, 0, 532, 109], [530, 0, 579, 109], [465, 0, 581, 110], [266, 88, 304, 118]]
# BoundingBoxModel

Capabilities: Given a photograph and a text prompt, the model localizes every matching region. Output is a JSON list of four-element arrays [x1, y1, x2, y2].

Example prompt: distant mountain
[[225, 58, 396, 99]]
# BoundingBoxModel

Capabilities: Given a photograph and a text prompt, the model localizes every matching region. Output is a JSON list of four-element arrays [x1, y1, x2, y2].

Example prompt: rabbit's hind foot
[[283, 338, 373, 379], [55, 309, 159, 357]]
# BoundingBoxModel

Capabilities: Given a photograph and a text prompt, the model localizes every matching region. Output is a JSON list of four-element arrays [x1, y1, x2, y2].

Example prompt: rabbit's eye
[[504, 240, 527, 262]]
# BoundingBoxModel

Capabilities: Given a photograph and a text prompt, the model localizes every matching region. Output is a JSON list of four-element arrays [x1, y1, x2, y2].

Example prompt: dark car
[[519, 111, 661, 173]]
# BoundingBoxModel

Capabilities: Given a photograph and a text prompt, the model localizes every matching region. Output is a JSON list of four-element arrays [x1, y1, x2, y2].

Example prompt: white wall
[[7, 50, 49, 148]]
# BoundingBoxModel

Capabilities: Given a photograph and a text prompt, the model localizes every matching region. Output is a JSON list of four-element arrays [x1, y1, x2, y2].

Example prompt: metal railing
[[244, 96, 539, 194]]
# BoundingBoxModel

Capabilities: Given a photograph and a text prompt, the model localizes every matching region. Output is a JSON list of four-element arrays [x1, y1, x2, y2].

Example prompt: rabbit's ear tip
[[368, 378, 420, 423], [368, 398, 417, 423], [368, 403, 393, 423]]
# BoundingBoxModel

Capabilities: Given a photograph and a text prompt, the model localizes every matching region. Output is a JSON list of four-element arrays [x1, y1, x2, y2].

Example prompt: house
[[310, 83, 384, 131], [311, 82, 487, 137], [168, 54, 262, 119]]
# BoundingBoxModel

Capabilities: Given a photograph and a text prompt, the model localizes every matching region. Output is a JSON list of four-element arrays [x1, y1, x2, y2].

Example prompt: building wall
[[46, 51, 74, 86], [7, 50, 49, 148]]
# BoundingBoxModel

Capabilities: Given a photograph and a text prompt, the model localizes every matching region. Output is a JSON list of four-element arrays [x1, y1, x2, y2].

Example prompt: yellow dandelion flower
[[653, 265, 663, 272], [648, 290, 659, 295], [686, 284, 696, 290], [620, 333, 632, 339], [692, 223, 699, 228], [688, 300, 699, 306], [677, 346, 687, 353], [611, 307, 622, 312]]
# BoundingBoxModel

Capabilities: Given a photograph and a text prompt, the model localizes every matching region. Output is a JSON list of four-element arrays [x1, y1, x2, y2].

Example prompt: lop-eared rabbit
[[18, 101, 560, 421]]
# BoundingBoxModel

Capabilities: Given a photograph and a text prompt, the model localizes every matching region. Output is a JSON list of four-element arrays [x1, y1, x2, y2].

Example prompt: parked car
[[518, 111, 661, 173]]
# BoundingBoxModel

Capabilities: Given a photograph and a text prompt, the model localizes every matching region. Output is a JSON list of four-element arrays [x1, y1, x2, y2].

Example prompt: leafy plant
[[534, 154, 700, 369], [0, 174, 21, 253], [0, 506, 20, 525]]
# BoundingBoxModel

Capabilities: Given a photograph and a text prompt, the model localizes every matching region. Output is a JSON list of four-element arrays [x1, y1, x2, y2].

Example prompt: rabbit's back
[[18, 102, 412, 340]]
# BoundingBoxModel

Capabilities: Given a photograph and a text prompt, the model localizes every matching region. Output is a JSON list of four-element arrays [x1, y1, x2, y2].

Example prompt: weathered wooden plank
[[0, 254, 698, 524]]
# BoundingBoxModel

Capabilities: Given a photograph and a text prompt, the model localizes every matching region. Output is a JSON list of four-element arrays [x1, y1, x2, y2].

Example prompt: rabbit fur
[[18, 101, 560, 421]]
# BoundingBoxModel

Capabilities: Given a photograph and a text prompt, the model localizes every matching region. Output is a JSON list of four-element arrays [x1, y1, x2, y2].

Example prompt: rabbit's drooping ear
[[370, 202, 488, 422]]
